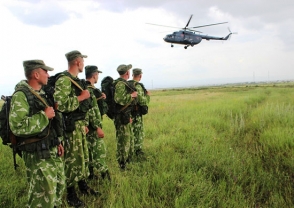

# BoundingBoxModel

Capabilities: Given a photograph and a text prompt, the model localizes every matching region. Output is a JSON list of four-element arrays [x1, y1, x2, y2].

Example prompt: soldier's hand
[[85, 126, 89, 134], [131, 91, 138, 98], [130, 118, 133, 124], [44, 107, 55, 119], [97, 127, 104, 138], [78, 90, 90, 101], [57, 144, 64, 157], [101, 93, 106, 99], [147, 90, 151, 96]]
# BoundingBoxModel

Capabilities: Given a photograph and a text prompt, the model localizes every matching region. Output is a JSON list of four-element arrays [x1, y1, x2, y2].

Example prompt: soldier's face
[[94, 72, 99, 84], [36, 68, 49, 85], [77, 57, 84, 72]]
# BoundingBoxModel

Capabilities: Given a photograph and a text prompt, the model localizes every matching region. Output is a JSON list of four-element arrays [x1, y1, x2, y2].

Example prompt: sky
[[0, 0, 293, 95]]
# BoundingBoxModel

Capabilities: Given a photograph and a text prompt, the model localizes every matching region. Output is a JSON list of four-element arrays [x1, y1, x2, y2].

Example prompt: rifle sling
[[119, 98, 134, 112], [115, 81, 135, 113]]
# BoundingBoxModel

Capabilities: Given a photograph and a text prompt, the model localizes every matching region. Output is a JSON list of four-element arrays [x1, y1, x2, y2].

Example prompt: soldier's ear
[[33, 68, 40, 80]]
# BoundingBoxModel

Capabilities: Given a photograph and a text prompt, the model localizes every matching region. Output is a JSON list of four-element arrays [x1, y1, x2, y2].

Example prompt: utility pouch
[[63, 114, 76, 132], [120, 111, 130, 125], [139, 105, 148, 115], [37, 142, 51, 159], [20, 142, 37, 152]]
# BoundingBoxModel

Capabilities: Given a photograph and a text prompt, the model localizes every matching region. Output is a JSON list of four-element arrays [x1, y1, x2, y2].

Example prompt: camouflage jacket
[[9, 80, 50, 137], [114, 78, 134, 106], [53, 71, 89, 126], [130, 80, 150, 106], [86, 82, 102, 130]]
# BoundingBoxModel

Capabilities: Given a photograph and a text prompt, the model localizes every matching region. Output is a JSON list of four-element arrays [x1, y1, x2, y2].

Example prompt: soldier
[[85, 65, 110, 180], [9, 60, 65, 208], [129, 68, 150, 157], [53, 50, 98, 207], [113, 64, 137, 170]]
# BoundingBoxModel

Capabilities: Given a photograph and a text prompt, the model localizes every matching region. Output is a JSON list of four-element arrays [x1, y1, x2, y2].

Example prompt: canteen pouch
[[139, 105, 148, 115], [63, 114, 76, 132], [36, 142, 51, 159], [120, 111, 130, 125]]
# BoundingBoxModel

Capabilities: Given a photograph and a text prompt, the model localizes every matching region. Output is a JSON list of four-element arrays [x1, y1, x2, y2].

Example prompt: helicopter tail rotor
[[227, 27, 238, 40]]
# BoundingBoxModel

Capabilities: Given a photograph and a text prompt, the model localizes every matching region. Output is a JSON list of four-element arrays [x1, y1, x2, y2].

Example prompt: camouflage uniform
[[129, 79, 150, 153], [87, 83, 109, 174], [9, 79, 65, 208], [53, 72, 90, 187], [114, 76, 135, 167]]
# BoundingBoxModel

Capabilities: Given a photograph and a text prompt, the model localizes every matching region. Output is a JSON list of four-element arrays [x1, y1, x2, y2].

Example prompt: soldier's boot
[[88, 166, 98, 180], [119, 161, 126, 170], [135, 149, 145, 156], [101, 170, 111, 181], [136, 149, 146, 160], [78, 179, 101, 196], [67, 186, 84, 208]]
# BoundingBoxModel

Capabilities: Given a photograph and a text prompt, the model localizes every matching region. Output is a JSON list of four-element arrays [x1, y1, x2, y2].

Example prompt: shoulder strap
[[116, 80, 135, 92], [87, 85, 104, 101], [15, 87, 49, 108], [27, 89, 49, 107], [66, 76, 84, 91], [59, 72, 84, 91]]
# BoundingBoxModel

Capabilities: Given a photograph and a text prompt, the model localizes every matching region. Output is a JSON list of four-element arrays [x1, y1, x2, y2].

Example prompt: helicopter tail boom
[[222, 33, 232, 40]]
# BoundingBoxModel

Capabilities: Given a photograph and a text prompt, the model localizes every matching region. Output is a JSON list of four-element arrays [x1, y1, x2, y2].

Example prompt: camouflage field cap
[[133, 68, 143, 75], [85, 65, 102, 76], [23, 60, 54, 73], [65, 50, 87, 62], [117, 64, 132, 74]]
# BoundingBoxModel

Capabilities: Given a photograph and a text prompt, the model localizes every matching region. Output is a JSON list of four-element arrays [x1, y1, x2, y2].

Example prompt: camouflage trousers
[[114, 116, 134, 164], [22, 146, 65, 208], [132, 115, 144, 152], [64, 120, 89, 187], [87, 129, 108, 173]]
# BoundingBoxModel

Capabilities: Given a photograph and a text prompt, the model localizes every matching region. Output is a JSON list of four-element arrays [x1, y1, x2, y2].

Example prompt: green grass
[[1, 84, 294, 207]]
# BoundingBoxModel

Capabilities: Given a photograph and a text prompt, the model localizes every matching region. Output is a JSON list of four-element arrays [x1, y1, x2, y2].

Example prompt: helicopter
[[147, 15, 235, 49]]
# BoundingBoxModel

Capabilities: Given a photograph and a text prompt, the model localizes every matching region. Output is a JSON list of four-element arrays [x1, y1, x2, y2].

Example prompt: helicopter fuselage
[[163, 30, 202, 46]]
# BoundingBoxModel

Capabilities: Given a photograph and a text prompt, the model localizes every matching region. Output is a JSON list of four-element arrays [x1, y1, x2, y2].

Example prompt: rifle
[[10, 133, 20, 170]]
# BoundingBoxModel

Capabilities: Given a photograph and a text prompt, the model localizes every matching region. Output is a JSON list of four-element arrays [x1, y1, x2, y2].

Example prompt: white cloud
[[0, 0, 293, 95]]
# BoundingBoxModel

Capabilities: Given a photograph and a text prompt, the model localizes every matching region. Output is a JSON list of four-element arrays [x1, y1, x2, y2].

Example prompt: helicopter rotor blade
[[186, 28, 202, 33], [184, 14, 193, 29], [188, 22, 228, 29], [146, 23, 183, 29]]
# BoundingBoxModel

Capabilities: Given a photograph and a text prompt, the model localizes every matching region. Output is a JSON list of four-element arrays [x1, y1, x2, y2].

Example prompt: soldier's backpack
[[91, 87, 108, 116], [127, 80, 149, 116], [0, 88, 37, 170], [101, 76, 117, 119], [0, 95, 14, 146]]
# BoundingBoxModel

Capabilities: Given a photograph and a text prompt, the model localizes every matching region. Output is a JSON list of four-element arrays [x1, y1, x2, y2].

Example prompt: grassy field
[[1, 84, 294, 207]]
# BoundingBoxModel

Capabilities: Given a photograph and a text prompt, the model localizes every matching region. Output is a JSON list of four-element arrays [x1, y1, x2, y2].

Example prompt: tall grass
[[1, 85, 294, 207]]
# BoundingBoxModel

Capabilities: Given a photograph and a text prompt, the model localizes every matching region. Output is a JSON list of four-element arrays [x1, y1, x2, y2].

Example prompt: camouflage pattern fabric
[[87, 85, 108, 173], [63, 120, 89, 187], [87, 130, 108, 173], [9, 81, 50, 136], [9, 80, 65, 208], [23, 147, 65, 208], [53, 74, 89, 187], [114, 80, 135, 164], [132, 81, 150, 152]]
